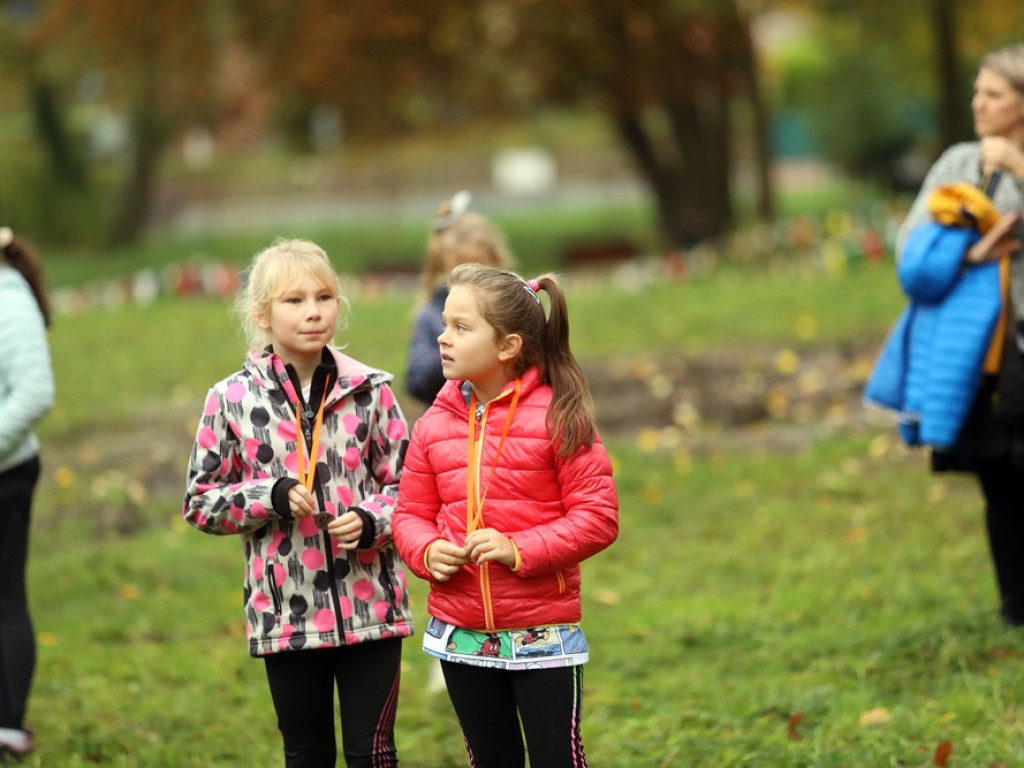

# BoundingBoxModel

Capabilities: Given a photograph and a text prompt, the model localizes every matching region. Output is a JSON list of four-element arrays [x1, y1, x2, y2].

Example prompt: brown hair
[[1, 229, 52, 328], [982, 43, 1024, 94], [448, 263, 596, 457], [419, 195, 514, 305]]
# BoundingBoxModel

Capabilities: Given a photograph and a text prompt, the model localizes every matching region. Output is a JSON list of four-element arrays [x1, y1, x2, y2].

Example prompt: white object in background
[[492, 147, 557, 196]]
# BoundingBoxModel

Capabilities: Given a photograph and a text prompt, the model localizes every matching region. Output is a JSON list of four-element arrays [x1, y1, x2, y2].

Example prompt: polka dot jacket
[[183, 347, 414, 656]]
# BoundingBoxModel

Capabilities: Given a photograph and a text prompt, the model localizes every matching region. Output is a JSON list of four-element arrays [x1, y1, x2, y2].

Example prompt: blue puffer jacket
[[864, 222, 1002, 448]]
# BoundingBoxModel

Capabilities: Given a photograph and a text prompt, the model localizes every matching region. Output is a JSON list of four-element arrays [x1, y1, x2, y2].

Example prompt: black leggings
[[440, 662, 586, 768], [263, 638, 403, 768], [0, 457, 40, 730], [976, 460, 1024, 625]]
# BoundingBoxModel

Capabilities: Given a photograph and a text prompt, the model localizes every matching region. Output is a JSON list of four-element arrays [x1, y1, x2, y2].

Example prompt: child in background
[[183, 238, 413, 768], [393, 263, 619, 768], [404, 191, 514, 413]]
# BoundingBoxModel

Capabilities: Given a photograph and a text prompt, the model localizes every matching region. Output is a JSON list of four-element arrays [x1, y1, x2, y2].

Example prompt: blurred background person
[[404, 191, 515, 417], [0, 226, 55, 759], [895, 43, 1024, 627]]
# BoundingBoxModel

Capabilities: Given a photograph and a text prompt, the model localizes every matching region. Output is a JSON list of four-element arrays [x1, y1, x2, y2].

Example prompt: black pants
[[263, 638, 403, 768], [440, 662, 587, 768], [0, 457, 40, 731], [976, 460, 1024, 625]]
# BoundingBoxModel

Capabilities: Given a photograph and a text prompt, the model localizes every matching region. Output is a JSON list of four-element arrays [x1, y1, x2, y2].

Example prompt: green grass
[[25, 255, 1017, 767], [25, 427, 1024, 767]]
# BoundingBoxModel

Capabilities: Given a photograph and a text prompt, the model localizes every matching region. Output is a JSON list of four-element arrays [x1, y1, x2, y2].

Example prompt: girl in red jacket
[[393, 263, 619, 768]]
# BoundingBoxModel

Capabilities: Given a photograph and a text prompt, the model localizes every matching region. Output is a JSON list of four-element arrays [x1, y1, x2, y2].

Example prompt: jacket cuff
[[353, 508, 376, 549], [509, 538, 522, 572], [272, 478, 300, 518], [423, 539, 443, 576]]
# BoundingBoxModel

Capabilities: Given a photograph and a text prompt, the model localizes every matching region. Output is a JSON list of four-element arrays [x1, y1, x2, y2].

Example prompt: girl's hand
[[426, 539, 469, 582], [980, 136, 1024, 179], [966, 211, 1022, 263], [288, 484, 316, 519], [327, 510, 364, 550], [464, 528, 516, 568]]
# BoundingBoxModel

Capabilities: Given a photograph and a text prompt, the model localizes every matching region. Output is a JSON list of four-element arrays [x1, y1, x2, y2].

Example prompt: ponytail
[[0, 227, 52, 328], [533, 274, 596, 457]]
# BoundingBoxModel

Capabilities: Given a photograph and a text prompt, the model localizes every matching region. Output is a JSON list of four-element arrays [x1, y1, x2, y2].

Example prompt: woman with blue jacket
[[893, 44, 1024, 627]]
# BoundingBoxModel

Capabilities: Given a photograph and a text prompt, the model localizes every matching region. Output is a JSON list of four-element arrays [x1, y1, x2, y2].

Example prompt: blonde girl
[[183, 238, 413, 767], [404, 192, 514, 410], [394, 263, 619, 768]]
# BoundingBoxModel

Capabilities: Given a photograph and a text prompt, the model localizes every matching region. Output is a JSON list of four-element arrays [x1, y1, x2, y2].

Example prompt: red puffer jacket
[[394, 367, 618, 632]]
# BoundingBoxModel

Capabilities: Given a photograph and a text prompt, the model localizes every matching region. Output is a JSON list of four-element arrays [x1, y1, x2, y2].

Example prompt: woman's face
[[972, 67, 1024, 140]]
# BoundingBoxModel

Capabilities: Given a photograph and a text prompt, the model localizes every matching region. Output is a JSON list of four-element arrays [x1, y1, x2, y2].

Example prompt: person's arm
[[405, 304, 447, 404], [0, 283, 54, 459], [392, 424, 448, 581], [341, 382, 410, 550], [182, 386, 281, 535], [506, 438, 620, 578]]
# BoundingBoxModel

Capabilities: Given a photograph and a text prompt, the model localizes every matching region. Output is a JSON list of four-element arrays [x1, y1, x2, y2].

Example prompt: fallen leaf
[[933, 740, 953, 766], [787, 712, 803, 741], [857, 707, 891, 726]]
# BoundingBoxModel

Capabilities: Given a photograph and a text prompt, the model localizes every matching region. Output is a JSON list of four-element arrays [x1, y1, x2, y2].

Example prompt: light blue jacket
[[0, 264, 55, 472]]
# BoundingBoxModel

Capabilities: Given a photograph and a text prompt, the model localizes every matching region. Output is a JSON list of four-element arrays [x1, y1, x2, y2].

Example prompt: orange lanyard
[[295, 390, 327, 492], [466, 379, 522, 535]]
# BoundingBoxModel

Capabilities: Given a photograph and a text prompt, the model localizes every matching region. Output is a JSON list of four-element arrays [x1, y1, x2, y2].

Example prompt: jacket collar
[[244, 346, 393, 406], [436, 366, 544, 415]]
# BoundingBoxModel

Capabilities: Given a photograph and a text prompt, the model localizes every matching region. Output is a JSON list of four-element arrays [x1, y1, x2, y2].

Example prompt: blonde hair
[[448, 263, 596, 457], [419, 195, 514, 304], [233, 237, 349, 351], [982, 43, 1024, 94]]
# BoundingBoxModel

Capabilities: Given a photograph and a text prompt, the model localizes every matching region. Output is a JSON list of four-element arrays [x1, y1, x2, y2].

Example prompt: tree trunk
[[736, 13, 773, 221], [26, 56, 87, 189], [931, 0, 964, 147], [109, 86, 167, 246], [614, 106, 730, 251]]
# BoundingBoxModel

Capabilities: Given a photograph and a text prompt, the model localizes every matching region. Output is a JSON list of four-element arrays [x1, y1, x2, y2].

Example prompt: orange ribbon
[[465, 379, 522, 535], [295, 390, 327, 493]]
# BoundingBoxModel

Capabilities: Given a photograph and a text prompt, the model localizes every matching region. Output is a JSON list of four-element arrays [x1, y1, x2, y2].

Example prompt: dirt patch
[[584, 341, 880, 443]]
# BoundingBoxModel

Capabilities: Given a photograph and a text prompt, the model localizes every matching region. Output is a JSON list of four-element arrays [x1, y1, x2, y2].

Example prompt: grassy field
[[19, 247, 1024, 767]]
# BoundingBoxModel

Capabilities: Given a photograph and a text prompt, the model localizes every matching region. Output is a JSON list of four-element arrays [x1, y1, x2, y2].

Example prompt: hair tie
[[0, 227, 12, 250], [432, 190, 472, 231], [523, 278, 541, 305]]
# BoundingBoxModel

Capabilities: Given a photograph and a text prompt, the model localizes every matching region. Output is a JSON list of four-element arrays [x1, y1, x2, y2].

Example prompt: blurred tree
[[0, 0, 86, 223], [26, 0, 227, 245], [773, 0, 1024, 188], [231, 0, 771, 250], [489, 0, 773, 247]]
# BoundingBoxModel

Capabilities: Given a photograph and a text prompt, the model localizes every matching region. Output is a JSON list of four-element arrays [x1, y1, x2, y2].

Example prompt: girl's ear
[[497, 333, 522, 362], [253, 305, 271, 331]]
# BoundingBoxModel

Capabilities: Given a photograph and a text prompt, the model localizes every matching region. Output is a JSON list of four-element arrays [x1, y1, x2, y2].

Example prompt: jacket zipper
[[299, 391, 347, 638]]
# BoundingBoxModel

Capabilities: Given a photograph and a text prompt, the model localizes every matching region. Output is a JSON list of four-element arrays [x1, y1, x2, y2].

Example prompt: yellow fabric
[[927, 183, 1002, 234], [984, 255, 1011, 374]]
